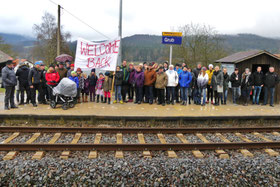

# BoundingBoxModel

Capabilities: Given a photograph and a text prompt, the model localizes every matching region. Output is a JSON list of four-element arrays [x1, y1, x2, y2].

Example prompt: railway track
[[0, 126, 279, 160]]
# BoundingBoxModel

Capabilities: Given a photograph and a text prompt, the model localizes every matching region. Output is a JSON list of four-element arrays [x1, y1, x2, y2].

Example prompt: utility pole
[[57, 4, 61, 56], [117, 0, 122, 66]]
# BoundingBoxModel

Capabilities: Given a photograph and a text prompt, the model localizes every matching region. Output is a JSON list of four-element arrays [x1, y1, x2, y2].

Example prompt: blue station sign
[[162, 36, 182, 45]]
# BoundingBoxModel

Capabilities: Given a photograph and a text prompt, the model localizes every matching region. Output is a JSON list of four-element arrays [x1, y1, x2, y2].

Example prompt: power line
[[48, 0, 111, 40]]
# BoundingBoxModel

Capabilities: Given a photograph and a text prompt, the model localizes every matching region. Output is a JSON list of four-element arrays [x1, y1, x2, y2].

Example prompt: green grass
[[0, 88, 5, 93]]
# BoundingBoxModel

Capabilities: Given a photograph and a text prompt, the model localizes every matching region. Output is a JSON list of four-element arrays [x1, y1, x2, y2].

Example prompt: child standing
[[95, 73, 105, 103], [76, 68, 84, 103], [103, 72, 112, 104], [88, 69, 97, 102], [69, 71, 79, 101], [81, 74, 89, 102]]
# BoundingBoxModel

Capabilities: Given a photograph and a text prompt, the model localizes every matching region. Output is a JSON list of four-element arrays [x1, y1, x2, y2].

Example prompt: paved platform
[[0, 99, 279, 118]]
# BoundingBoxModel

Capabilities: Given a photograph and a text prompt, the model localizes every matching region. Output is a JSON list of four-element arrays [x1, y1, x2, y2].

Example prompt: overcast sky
[[1, 0, 280, 41]]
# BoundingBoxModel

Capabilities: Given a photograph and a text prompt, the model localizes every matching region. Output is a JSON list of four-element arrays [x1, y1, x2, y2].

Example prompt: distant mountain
[[2, 32, 280, 61], [0, 32, 35, 45]]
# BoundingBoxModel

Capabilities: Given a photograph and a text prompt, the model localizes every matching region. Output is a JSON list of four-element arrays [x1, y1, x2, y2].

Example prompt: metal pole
[[169, 45, 173, 65], [57, 5, 61, 56], [117, 0, 122, 66]]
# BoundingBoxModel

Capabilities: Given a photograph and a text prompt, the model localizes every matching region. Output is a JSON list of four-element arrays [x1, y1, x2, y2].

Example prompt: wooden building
[[216, 50, 280, 103]]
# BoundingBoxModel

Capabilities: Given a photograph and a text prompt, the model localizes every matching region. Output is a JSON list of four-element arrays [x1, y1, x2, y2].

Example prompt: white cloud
[[1, 0, 280, 40]]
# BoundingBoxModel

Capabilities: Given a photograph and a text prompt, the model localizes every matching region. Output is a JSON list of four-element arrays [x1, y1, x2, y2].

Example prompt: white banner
[[74, 37, 120, 71]]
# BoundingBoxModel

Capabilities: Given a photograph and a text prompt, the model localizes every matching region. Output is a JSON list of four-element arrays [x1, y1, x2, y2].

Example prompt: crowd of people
[[1, 59, 279, 110]]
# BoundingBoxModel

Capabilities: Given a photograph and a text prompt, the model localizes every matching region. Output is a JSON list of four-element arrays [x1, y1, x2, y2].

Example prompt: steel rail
[[0, 126, 279, 133], [0, 142, 279, 151]]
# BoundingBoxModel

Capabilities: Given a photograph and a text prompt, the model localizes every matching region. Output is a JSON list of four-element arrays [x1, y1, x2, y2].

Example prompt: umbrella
[[55, 54, 73, 63]]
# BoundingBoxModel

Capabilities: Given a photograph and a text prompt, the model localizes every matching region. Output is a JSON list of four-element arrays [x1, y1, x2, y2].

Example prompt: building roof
[[0, 50, 12, 63], [216, 50, 280, 64]]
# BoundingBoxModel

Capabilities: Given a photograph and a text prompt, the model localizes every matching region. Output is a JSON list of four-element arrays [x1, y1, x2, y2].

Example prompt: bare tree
[[173, 23, 230, 67], [32, 12, 73, 65]]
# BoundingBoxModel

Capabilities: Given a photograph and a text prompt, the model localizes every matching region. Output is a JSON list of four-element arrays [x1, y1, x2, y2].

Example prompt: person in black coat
[[230, 68, 242, 104], [16, 62, 30, 105], [113, 66, 124, 103], [192, 63, 202, 105], [88, 69, 98, 102], [2, 60, 17, 110], [28, 61, 45, 107], [241, 68, 253, 106], [252, 66, 264, 105], [263, 67, 279, 107]]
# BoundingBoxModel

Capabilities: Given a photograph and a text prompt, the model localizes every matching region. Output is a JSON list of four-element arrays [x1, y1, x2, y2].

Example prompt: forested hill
[[121, 33, 280, 62]]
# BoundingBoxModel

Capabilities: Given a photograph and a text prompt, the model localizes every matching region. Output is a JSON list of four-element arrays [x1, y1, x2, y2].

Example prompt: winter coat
[[41, 69, 47, 87], [155, 72, 168, 89], [28, 67, 43, 86], [1, 66, 17, 87], [114, 71, 123, 86], [241, 72, 253, 89], [77, 74, 85, 89], [179, 71, 192, 88], [223, 73, 230, 90], [175, 67, 183, 76], [252, 71, 264, 86], [88, 74, 98, 87], [67, 69, 73, 78], [96, 77, 104, 90], [16, 65, 30, 85], [211, 70, 223, 91], [206, 69, 214, 85], [166, 70, 178, 87], [103, 77, 112, 92], [264, 72, 279, 88], [45, 70, 60, 86], [134, 71, 145, 87], [144, 69, 157, 86], [189, 72, 196, 88], [69, 76, 79, 88], [128, 69, 136, 85], [197, 73, 209, 89], [121, 65, 130, 85], [57, 68, 67, 81], [83, 78, 90, 93], [193, 67, 201, 78], [230, 72, 242, 87]]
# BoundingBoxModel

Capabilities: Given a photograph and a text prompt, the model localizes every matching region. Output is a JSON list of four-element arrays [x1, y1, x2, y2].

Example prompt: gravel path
[[0, 151, 279, 186], [123, 134, 138, 144], [78, 134, 96, 143], [9, 133, 33, 143], [100, 134, 116, 144], [184, 134, 203, 143], [144, 134, 161, 144], [0, 133, 12, 143], [56, 134, 74, 143]]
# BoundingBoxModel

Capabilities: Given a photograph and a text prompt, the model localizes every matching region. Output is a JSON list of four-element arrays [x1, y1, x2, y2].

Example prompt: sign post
[[162, 32, 182, 65]]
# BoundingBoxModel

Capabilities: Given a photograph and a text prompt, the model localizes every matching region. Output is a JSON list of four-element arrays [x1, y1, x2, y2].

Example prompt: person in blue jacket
[[175, 64, 183, 103], [69, 71, 79, 100], [179, 66, 192, 105]]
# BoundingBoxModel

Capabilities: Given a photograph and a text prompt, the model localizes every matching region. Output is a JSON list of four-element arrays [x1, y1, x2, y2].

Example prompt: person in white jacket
[[166, 65, 178, 105], [197, 67, 209, 106]]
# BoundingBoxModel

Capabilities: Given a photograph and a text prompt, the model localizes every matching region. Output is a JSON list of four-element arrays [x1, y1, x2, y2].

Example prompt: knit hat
[[49, 64, 55, 68], [202, 67, 207, 71], [59, 61, 64, 65], [105, 71, 110, 76], [91, 68, 96, 73], [209, 64, 213, 68], [159, 66, 164, 70], [40, 62, 45, 66], [70, 64, 74, 67], [76, 68, 82, 72], [99, 72, 104, 76], [6, 60, 13, 65], [169, 65, 174, 68], [71, 71, 76, 75]]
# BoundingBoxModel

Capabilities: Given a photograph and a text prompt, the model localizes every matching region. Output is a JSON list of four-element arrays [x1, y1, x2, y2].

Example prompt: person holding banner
[[113, 66, 124, 104]]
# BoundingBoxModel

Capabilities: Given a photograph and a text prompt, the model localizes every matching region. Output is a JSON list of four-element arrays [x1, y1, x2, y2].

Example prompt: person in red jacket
[[45, 65, 60, 100]]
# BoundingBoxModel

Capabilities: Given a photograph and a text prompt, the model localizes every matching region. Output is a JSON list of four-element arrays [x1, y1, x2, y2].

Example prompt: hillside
[[1, 32, 280, 61]]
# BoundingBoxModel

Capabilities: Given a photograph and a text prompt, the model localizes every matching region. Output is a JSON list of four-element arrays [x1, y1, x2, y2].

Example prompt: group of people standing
[[1, 59, 279, 110]]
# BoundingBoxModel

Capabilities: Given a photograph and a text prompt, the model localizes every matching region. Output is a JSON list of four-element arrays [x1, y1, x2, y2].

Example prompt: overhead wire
[[48, 0, 111, 39]]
